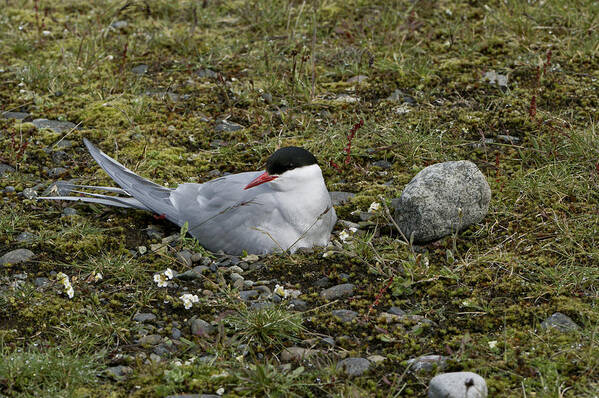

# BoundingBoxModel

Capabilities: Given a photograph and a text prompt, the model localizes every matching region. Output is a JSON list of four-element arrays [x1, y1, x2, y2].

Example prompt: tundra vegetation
[[0, 0, 598, 396]]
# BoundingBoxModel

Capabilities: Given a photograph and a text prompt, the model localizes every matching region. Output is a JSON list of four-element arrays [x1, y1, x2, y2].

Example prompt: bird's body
[[40, 139, 337, 255]]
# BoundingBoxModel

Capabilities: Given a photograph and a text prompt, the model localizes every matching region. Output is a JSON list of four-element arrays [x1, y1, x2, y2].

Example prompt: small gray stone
[[190, 253, 203, 263], [239, 290, 259, 301], [62, 207, 77, 216], [281, 346, 320, 362], [4, 186, 15, 193], [540, 312, 579, 332], [190, 318, 215, 336], [176, 250, 193, 267], [321, 283, 355, 300], [372, 160, 392, 169], [132, 64, 148, 74], [329, 191, 355, 206], [22, 188, 37, 199], [393, 160, 491, 243], [387, 307, 406, 316], [289, 299, 308, 311], [16, 231, 36, 242], [105, 365, 132, 379], [428, 372, 488, 398], [0, 164, 15, 175], [47, 167, 68, 178], [0, 249, 35, 265], [171, 327, 181, 340], [229, 265, 244, 274], [34, 277, 50, 288], [261, 92, 273, 103], [1, 111, 29, 120], [133, 313, 156, 323], [230, 272, 244, 282], [407, 355, 448, 372], [337, 357, 371, 376], [332, 309, 358, 323], [51, 150, 69, 163], [197, 69, 218, 79], [250, 301, 273, 310], [254, 285, 271, 295], [32, 119, 77, 133], [146, 225, 164, 240], [214, 120, 244, 132], [176, 265, 209, 280], [110, 20, 128, 29], [139, 334, 162, 345], [387, 89, 416, 104]]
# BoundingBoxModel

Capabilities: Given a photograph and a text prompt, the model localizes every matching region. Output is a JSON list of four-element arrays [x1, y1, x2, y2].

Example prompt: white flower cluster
[[179, 293, 199, 309], [56, 272, 74, 298], [273, 284, 289, 298], [154, 268, 174, 287], [368, 202, 381, 213]]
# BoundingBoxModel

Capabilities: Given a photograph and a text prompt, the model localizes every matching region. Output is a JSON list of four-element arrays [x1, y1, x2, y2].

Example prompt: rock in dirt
[[337, 357, 371, 376], [407, 355, 448, 372], [332, 309, 358, 323], [329, 191, 355, 206], [190, 318, 216, 336], [321, 283, 355, 300], [0, 249, 35, 265], [540, 312, 579, 332], [393, 161, 490, 243], [428, 372, 488, 398], [32, 118, 77, 133]]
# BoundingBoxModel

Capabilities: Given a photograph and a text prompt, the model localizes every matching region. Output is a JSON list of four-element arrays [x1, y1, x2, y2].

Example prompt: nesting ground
[[1, 0, 598, 397]]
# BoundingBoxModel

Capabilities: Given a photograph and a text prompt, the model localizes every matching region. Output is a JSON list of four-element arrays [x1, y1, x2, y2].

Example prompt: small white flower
[[180, 294, 199, 309], [66, 285, 74, 298], [349, 227, 357, 233], [368, 202, 380, 213], [42, 30, 51, 36], [322, 251, 333, 258], [94, 272, 103, 282], [164, 268, 174, 280], [57, 273, 74, 298], [274, 284, 288, 298], [339, 230, 350, 242], [216, 387, 225, 396], [107, 55, 114, 60], [154, 273, 168, 288], [488, 341, 498, 349]]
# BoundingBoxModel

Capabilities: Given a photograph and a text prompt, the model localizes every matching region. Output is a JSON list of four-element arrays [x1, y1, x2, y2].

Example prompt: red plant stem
[[366, 276, 394, 320], [544, 49, 552, 75], [344, 119, 364, 164], [529, 95, 537, 119]]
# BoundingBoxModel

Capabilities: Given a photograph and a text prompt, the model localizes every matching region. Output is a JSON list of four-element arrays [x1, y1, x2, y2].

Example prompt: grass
[[0, 0, 598, 396]]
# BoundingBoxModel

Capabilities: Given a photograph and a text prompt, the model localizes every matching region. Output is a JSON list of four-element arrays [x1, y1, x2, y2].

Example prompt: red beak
[[244, 171, 278, 190]]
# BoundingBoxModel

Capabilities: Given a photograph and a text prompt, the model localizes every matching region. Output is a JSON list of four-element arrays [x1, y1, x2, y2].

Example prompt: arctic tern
[[40, 139, 337, 255]]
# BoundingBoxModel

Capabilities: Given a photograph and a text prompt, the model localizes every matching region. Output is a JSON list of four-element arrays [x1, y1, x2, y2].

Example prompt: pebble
[[239, 289, 259, 301], [177, 265, 209, 280], [16, 231, 36, 242], [250, 301, 273, 310], [1, 111, 29, 120], [62, 207, 77, 216], [387, 306, 406, 316], [34, 277, 50, 288], [214, 120, 244, 132], [0, 249, 35, 265], [321, 283, 355, 300], [48, 167, 68, 178], [22, 188, 37, 199], [497, 134, 520, 144], [132, 64, 148, 74], [133, 313, 157, 323], [171, 327, 181, 340], [197, 69, 218, 79], [337, 357, 371, 376], [407, 355, 448, 372], [280, 346, 320, 362], [540, 312, 579, 332], [139, 334, 162, 346], [288, 299, 308, 311], [372, 160, 392, 169], [314, 277, 331, 288], [254, 285, 271, 295], [32, 119, 77, 133], [176, 250, 193, 267], [110, 20, 128, 29], [190, 318, 216, 336], [105, 365, 133, 379], [332, 309, 358, 323], [367, 355, 386, 363], [428, 372, 487, 398], [4, 186, 15, 193], [329, 191, 355, 206], [0, 163, 15, 175]]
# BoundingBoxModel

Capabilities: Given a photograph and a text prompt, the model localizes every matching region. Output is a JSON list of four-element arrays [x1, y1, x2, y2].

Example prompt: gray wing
[[83, 138, 180, 224]]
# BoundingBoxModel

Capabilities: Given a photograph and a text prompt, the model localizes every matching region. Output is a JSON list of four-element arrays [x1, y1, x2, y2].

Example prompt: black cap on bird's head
[[244, 146, 318, 190]]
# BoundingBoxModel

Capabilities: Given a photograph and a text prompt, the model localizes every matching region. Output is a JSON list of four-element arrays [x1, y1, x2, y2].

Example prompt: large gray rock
[[0, 249, 35, 265], [32, 119, 77, 133], [429, 372, 487, 398], [394, 161, 490, 243]]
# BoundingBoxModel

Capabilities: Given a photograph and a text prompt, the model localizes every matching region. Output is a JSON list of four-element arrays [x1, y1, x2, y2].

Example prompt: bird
[[40, 139, 337, 255]]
